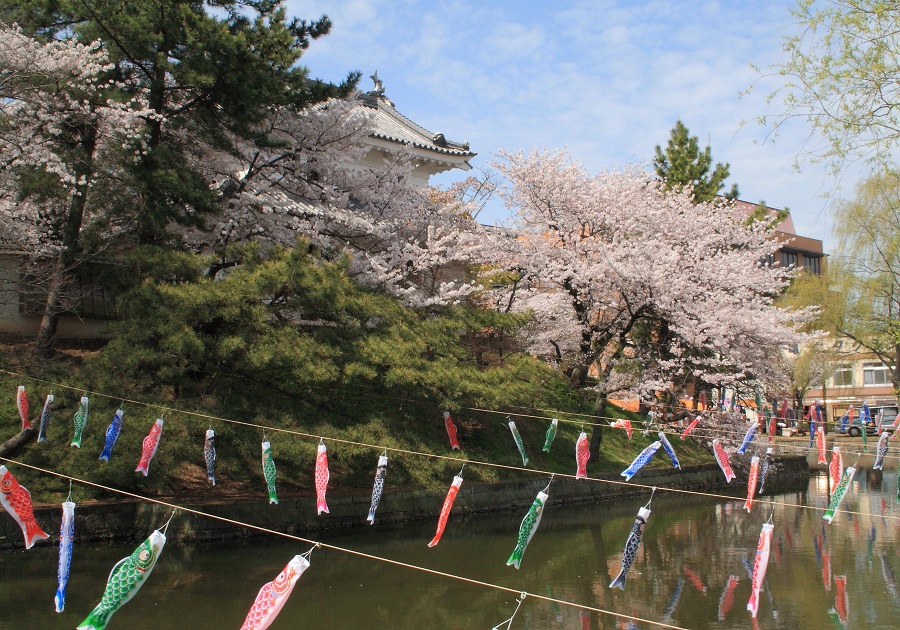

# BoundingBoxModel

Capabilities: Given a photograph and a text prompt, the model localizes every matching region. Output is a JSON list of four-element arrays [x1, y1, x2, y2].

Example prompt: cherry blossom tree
[[4, 0, 348, 244], [3, 19, 487, 354], [2, 0, 349, 354], [0, 22, 151, 354], [181, 96, 490, 308], [488, 150, 809, 459]]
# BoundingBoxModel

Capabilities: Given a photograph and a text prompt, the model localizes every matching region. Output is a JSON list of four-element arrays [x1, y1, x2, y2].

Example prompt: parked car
[[836, 404, 896, 437], [841, 419, 878, 437], [869, 405, 898, 434]]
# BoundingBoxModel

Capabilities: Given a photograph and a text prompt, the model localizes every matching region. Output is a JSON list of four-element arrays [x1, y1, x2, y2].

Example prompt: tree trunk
[[0, 428, 35, 458], [892, 342, 900, 411], [588, 390, 606, 463], [567, 361, 589, 390], [793, 389, 804, 418], [33, 121, 97, 357], [34, 255, 69, 357]]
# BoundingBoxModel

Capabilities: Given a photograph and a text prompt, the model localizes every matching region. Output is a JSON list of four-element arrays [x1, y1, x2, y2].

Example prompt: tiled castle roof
[[357, 89, 475, 159]]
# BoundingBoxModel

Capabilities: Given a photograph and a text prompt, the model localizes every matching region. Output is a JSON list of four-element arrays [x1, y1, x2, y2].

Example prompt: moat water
[[0, 466, 897, 629]]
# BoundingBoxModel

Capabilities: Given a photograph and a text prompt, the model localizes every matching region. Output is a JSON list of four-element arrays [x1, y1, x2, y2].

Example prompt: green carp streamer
[[71, 396, 89, 448], [77, 529, 166, 630], [506, 490, 548, 569], [262, 440, 278, 505], [508, 420, 529, 466], [824, 466, 856, 524], [542, 419, 558, 452]]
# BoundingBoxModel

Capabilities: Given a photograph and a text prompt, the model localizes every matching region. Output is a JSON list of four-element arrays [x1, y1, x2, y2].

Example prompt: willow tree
[[758, 1, 900, 171], [829, 172, 900, 395]]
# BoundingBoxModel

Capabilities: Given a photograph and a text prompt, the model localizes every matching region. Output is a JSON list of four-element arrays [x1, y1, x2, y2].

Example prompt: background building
[[731, 199, 824, 276], [802, 338, 898, 426]]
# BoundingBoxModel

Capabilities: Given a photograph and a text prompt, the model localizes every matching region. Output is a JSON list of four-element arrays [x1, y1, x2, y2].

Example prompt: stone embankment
[[0, 457, 810, 549]]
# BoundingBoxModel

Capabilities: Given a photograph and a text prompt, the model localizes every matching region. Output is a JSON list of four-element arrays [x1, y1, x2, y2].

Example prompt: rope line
[[6, 367, 899, 465], [469, 404, 898, 449], [0, 367, 804, 442], [331, 379, 843, 428], [341, 380, 900, 449], [5, 367, 898, 457], [340, 386, 773, 440], [0, 456, 689, 630], [3, 368, 899, 521]]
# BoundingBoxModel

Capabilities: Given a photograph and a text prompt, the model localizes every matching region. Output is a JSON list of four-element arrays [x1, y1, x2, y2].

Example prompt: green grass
[[0, 343, 713, 505]]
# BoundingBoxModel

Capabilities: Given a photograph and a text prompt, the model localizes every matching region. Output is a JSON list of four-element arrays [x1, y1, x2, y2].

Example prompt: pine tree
[[0, 1, 357, 355], [653, 120, 738, 203], [745, 201, 789, 230]]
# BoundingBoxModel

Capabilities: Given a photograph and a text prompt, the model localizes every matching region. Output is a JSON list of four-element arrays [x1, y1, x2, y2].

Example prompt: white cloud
[[286, 0, 858, 249]]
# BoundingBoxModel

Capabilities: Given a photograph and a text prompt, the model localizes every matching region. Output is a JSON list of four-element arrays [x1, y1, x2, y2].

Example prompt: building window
[[803, 255, 821, 275], [831, 365, 853, 387], [780, 251, 798, 268], [863, 363, 891, 386]]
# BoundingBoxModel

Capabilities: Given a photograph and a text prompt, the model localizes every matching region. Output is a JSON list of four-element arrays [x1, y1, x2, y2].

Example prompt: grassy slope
[[0, 340, 713, 506]]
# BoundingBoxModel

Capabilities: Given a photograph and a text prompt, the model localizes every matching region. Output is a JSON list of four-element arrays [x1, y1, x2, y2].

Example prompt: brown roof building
[[731, 199, 824, 275]]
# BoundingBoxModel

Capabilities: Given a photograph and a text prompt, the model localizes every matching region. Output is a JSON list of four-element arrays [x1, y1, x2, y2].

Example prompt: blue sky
[[288, 0, 864, 251]]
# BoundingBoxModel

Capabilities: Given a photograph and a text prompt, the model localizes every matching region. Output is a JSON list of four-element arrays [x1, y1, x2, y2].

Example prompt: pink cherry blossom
[[487, 149, 810, 398]]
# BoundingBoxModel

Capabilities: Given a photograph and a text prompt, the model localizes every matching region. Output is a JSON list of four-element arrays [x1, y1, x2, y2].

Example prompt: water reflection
[[0, 472, 896, 629]]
